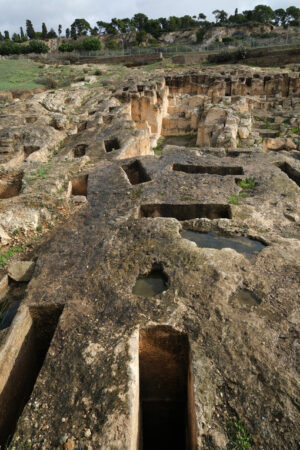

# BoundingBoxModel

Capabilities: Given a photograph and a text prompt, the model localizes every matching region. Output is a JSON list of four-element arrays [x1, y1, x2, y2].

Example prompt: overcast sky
[[0, 0, 295, 34]]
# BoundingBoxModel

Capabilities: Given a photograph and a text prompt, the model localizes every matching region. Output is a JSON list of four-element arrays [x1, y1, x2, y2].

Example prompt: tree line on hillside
[[0, 5, 299, 55]]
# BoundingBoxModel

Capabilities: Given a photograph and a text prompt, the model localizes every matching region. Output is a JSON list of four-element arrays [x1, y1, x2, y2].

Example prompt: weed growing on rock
[[237, 178, 256, 190], [229, 178, 255, 205], [226, 417, 252, 449], [153, 138, 164, 156], [0, 245, 27, 268], [229, 195, 241, 205]]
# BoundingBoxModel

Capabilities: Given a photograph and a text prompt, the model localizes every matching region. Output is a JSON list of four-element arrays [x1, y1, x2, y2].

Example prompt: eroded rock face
[[0, 64, 299, 450]]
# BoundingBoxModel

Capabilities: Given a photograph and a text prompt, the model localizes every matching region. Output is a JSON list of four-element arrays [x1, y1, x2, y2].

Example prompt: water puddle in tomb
[[181, 230, 265, 256], [230, 289, 261, 307], [133, 269, 168, 297]]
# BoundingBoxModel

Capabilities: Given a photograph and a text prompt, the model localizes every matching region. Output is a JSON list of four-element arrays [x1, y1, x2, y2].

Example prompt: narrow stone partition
[[122, 160, 151, 185], [139, 326, 197, 450], [0, 304, 63, 447], [104, 138, 121, 153], [71, 174, 88, 196], [172, 164, 244, 176], [0, 171, 23, 199], [276, 162, 300, 187], [139, 203, 232, 220]]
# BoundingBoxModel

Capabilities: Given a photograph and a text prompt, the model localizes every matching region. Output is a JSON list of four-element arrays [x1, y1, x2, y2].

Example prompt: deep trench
[[122, 160, 151, 185], [139, 326, 196, 450], [276, 162, 300, 187], [0, 171, 23, 199], [71, 174, 88, 196], [104, 138, 121, 153], [0, 305, 63, 447], [73, 144, 88, 158], [172, 164, 244, 176], [139, 203, 232, 220]]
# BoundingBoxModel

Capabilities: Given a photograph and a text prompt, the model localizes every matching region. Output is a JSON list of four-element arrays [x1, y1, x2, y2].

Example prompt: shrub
[[0, 39, 49, 55], [58, 42, 74, 52], [222, 36, 234, 43], [196, 28, 206, 43], [81, 37, 101, 51], [0, 40, 23, 55], [26, 40, 49, 53], [106, 39, 118, 50]]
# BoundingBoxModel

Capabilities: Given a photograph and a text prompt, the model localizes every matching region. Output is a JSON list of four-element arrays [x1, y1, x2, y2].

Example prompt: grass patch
[[236, 178, 256, 190], [153, 137, 165, 156], [226, 417, 252, 449], [0, 59, 44, 91], [25, 162, 52, 182], [229, 195, 241, 205], [230, 178, 256, 205], [0, 245, 27, 268]]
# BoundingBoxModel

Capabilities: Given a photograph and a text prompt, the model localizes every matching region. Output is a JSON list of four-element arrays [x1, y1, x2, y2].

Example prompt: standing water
[[181, 230, 265, 256]]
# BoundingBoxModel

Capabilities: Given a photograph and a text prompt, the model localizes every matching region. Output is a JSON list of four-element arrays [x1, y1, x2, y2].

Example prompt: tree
[[132, 13, 148, 31], [47, 28, 57, 38], [274, 9, 287, 26], [136, 29, 147, 45], [58, 24, 62, 36], [65, 28, 70, 38], [70, 24, 76, 39], [213, 10, 228, 24], [4, 31, 10, 40], [71, 19, 91, 37], [145, 19, 162, 38], [12, 33, 21, 42], [198, 13, 206, 21], [91, 27, 98, 36], [26, 20, 35, 39], [20, 27, 24, 38], [180, 15, 198, 29], [41, 22, 48, 39], [252, 5, 274, 23], [104, 23, 118, 35], [96, 21, 108, 35], [0, 32, 4, 41], [286, 6, 300, 25]]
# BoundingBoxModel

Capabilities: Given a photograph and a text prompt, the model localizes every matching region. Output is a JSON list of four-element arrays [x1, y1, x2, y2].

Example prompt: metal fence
[[56, 33, 300, 59]]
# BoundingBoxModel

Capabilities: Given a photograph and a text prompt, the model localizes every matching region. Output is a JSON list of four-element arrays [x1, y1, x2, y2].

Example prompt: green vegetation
[[24, 163, 52, 182], [1, 5, 299, 54], [0, 62, 91, 91], [58, 37, 102, 52], [0, 59, 43, 90], [229, 178, 256, 205], [237, 178, 256, 190], [291, 127, 299, 134], [0, 40, 49, 56], [0, 245, 27, 269], [226, 417, 252, 449], [153, 138, 165, 156], [229, 194, 241, 205]]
